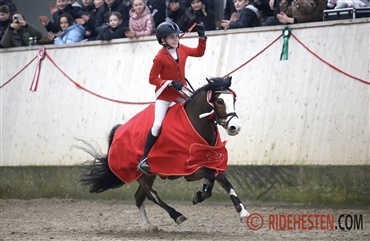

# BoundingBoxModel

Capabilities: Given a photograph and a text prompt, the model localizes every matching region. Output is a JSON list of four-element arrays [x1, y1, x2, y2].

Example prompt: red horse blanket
[[108, 104, 228, 183]]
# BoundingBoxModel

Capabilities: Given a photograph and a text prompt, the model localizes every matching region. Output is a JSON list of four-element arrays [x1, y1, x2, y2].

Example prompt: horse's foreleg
[[216, 172, 250, 222], [137, 174, 187, 225], [191, 169, 215, 205]]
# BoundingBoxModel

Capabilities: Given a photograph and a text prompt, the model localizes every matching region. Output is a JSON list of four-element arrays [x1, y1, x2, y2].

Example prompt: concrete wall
[[1, 19, 370, 166]]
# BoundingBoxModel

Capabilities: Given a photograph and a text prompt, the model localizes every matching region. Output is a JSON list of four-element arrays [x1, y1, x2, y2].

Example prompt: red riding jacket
[[149, 38, 207, 101]]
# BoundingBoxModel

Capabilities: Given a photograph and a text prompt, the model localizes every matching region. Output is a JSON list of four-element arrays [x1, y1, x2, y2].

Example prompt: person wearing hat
[[137, 21, 207, 174], [176, 0, 216, 32]]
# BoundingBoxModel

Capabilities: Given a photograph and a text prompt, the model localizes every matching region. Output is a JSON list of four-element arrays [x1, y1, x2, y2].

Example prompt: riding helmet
[[156, 21, 182, 45]]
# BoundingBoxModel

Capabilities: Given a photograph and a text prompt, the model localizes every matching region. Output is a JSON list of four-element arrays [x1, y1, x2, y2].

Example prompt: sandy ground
[[0, 199, 369, 241]]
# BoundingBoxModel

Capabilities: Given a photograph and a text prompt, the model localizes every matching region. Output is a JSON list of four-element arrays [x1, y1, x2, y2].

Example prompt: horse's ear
[[228, 76, 232, 83], [206, 78, 212, 84], [223, 76, 231, 88]]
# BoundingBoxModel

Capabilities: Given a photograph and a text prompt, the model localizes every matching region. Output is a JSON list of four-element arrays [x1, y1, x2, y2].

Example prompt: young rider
[[137, 21, 207, 173]]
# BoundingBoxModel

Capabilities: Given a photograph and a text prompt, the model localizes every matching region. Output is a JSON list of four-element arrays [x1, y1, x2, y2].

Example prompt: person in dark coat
[[147, 0, 166, 28], [0, 0, 17, 13], [95, 0, 129, 35], [167, 0, 186, 24], [38, 1, 79, 33], [224, 0, 237, 20], [221, 0, 260, 29], [177, 0, 216, 32], [75, 0, 99, 39], [1, 12, 42, 47], [96, 11, 128, 40], [0, 4, 11, 45]]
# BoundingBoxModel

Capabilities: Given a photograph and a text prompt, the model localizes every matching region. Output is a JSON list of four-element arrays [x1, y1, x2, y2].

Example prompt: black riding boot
[[137, 131, 158, 173]]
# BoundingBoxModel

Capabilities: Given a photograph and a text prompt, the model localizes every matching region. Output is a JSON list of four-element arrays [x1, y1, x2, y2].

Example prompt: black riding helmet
[[156, 21, 182, 45]]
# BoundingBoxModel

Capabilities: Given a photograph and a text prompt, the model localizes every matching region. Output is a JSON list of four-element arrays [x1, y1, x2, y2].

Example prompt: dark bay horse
[[80, 76, 250, 230]]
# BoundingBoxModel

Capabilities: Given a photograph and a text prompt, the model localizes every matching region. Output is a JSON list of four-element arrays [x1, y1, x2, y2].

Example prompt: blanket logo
[[186, 142, 228, 168]]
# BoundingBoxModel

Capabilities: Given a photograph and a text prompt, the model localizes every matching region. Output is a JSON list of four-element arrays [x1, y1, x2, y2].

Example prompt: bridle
[[211, 90, 239, 130], [180, 87, 238, 130]]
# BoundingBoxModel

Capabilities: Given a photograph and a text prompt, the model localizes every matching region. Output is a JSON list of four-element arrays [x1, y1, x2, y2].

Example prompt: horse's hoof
[[239, 209, 250, 223], [192, 191, 203, 205], [175, 215, 187, 225], [141, 223, 158, 232]]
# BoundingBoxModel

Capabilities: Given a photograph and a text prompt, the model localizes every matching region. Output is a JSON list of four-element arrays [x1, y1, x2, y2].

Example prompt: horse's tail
[[79, 124, 124, 193]]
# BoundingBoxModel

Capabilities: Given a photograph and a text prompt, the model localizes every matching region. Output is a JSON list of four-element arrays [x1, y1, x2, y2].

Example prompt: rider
[[137, 21, 207, 173]]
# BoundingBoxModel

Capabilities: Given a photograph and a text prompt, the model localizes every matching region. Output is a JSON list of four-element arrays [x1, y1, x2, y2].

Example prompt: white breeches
[[151, 97, 185, 136]]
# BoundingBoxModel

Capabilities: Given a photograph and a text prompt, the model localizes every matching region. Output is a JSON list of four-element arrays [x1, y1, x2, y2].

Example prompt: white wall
[[1, 19, 369, 166]]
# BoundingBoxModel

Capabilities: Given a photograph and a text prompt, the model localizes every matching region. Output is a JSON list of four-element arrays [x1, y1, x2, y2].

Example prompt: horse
[[79, 76, 250, 230]]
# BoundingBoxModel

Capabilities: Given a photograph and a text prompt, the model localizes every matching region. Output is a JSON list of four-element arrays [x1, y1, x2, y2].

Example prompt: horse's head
[[188, 76, 240, 136], [206, 77, 241, 136]]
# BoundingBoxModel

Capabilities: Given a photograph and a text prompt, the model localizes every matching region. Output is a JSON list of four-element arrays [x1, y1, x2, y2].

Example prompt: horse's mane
[[188, 77, 231, 102]]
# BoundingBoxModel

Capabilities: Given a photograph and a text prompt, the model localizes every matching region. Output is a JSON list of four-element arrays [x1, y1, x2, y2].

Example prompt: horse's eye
[[215, 99, 223, 105]]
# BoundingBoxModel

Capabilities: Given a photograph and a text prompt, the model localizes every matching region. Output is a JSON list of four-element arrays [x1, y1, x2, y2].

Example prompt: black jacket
[[76, 4, 99, 37], [96, 23, 128, 41], [0, 18, 11, 42], [177, 8, 216, 32], [147, 0, 166, 28], [229, 4, 260, 28], [224, 0, 237, 20]]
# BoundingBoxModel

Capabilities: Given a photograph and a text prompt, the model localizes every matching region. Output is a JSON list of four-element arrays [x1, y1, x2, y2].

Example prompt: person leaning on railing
[[275, 0, 327, 25], [1, 12, 42, 48]]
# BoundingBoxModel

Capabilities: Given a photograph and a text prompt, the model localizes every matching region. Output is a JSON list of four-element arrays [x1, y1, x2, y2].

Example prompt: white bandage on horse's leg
[[239, 203, 250, 222], [229, 188, 237, 197]]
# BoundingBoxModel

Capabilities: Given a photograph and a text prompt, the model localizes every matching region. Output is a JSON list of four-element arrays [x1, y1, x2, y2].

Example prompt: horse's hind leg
[[216, 172, 250, 222], [135, 175, 157, 231], [137, 174, 187, 225]]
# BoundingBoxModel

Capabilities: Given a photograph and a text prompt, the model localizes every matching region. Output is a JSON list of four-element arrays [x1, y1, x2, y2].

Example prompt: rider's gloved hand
[[171, 81, 183, 91], [195, 22, 205, 38]]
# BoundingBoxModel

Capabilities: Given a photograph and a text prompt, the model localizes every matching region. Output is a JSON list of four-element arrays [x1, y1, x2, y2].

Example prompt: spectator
[[0, 4, 11, 44], [0, 0, 17, 14], [95, 0, 129, 36], [181, 0, 214, 12], [68, 0, 82, 9], [221, 0, 259, 29], [177, 0, 216, 32], [94, 0, 105, 9], [167, 0, 186, 24], [1, 12, 42, 48], [96, 11, 128, 40], [277, 0, 327, 24], [39, 0, 79, 33], [125, 0, 155, 38], [224, 0, 237, 20], [48, 13, 85, 44], [137, 21, 207, 174], [263, 0, 293, 25], [76, 0, 99, 39], [147, 0, 166, 27], [254, 0, 274, 23]]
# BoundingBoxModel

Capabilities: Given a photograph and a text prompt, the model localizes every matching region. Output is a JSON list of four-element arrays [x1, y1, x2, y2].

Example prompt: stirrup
[[137, 156, 150, 174]]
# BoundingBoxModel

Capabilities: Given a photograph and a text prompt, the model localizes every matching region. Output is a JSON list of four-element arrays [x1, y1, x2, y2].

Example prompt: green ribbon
[[280, 26, 291, 61]]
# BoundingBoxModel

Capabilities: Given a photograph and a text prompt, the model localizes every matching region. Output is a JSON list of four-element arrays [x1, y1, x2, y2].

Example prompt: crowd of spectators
[[0, 0, 369, 48]]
